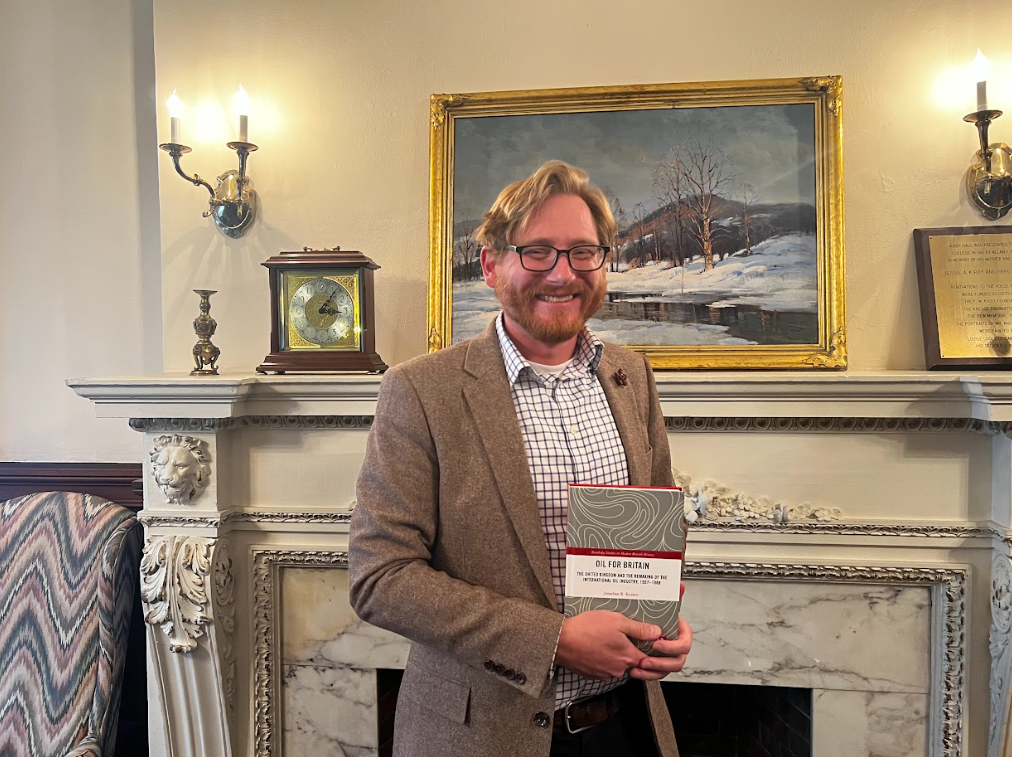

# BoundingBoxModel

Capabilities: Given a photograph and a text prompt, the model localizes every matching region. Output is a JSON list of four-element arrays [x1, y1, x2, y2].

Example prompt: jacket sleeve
[[348, 366, 562, 698], [643, 355, 674, 488]]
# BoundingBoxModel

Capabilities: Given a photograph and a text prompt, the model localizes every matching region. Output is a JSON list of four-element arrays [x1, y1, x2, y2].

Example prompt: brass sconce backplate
[[964, 110, 1012, 220], [966, 142, 1012, 220], [206, 169, 257, 238]]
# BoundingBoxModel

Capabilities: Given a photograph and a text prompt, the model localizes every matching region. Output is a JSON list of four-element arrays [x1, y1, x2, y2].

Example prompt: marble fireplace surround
[[69, 371, 1012, 757], [265, 553, 960, 757]]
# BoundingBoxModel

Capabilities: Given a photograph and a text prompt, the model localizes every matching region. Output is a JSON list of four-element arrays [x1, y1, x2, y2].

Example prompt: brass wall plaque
[[914, 226, 1012, 368]]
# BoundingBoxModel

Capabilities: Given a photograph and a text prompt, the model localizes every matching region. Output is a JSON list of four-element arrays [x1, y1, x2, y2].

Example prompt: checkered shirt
[[494, 314, 629, 709]]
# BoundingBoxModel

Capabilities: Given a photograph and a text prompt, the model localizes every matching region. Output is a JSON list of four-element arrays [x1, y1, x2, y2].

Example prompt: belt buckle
[[564, 699, 594, 735]]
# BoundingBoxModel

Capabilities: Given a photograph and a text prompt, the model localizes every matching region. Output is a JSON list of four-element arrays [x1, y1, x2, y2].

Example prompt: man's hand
[[629, 615, 693, 681], [631, 582, 693, 681], [555, 610, 661, 680]]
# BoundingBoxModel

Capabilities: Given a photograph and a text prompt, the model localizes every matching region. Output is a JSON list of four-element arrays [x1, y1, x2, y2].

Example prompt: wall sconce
[[158, 86, 259, 238], [964, 50, 1012, 220]]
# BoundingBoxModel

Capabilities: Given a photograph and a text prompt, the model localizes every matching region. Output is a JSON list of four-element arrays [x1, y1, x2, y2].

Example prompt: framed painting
[[427, 77, 846, 369]]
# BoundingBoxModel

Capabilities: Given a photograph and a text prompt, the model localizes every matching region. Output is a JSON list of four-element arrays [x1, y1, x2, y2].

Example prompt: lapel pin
[[613, 368, 628, 387]]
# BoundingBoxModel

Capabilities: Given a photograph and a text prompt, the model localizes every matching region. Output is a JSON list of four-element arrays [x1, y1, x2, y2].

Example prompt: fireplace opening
[[377, 668, 403, 757], [375, 671, 811, 757], [663, 681, 812, 757]]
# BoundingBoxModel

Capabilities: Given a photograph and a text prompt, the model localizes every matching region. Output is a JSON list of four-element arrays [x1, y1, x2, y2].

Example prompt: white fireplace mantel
[[68, 370, 1012, 757], [68, 370, 1012, 421]]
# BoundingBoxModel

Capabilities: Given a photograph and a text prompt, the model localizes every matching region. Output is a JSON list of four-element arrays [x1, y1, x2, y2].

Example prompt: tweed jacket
[[349, 322, 679, 757]]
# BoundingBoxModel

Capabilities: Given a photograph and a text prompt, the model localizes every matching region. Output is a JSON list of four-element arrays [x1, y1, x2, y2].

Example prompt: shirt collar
[[495, 312, 603, 384]]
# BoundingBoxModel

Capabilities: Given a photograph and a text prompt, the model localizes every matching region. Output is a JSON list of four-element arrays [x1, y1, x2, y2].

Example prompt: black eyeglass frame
[[504, 244, 611, 272]]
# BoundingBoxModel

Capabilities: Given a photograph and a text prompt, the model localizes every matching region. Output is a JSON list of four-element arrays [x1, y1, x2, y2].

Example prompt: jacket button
[[484, 660, 495, 671], [494, 664, 506, 676], [505, 668, 515, 679], [533, 711, 550, 728], [516, 673, 527, 686]]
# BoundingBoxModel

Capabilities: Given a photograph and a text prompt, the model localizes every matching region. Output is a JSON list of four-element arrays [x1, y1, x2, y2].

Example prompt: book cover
[[564, 484, 686, 654]]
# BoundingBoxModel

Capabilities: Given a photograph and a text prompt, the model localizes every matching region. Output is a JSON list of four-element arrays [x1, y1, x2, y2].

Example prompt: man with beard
[[350, 161, 691, 757]]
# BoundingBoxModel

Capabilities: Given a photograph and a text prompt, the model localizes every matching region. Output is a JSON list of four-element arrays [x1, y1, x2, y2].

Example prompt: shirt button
[[568, 425, 579, 435], [533, 711, 550, 728]]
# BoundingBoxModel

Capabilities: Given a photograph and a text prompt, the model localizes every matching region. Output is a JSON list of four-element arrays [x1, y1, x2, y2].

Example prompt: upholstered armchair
[[0, 492, 142, 757]]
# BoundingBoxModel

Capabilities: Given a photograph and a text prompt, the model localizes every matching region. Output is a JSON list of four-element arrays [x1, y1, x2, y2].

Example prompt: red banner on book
[[566, 547, 683, 560]]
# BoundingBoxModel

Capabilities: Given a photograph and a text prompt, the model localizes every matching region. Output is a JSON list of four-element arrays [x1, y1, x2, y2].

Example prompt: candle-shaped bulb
[[166, 89, 184, 117], [971, 48, 991, 112], [234, 84, 250, 142], [167, 89, 183, 143]]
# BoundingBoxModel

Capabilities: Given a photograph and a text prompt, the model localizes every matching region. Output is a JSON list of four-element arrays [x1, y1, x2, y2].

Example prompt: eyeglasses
[[505, 244, 610, 272]]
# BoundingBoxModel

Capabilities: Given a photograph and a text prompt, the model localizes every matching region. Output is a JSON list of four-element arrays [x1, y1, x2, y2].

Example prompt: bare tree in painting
[[602, 187, 627, 272], [678, 138, 736, 272], [454, 212, 480, 281], [739, 183, 758, 256], [630, 202, 648, 266], [653, 155, 687, 267]]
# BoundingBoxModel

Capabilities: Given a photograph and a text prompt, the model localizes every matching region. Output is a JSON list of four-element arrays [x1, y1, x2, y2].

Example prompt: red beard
[[495, 275, 607, 345]]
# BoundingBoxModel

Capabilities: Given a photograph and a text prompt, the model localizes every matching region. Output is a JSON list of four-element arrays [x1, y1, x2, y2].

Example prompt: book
[[564, 484, 686, 654]]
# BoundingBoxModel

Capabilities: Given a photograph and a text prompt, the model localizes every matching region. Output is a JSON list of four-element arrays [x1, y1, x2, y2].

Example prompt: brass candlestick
[[191, 289, 221, 376]]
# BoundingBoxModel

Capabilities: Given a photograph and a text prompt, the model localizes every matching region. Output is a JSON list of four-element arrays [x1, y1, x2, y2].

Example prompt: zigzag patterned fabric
[[0, 492, 141, 757]]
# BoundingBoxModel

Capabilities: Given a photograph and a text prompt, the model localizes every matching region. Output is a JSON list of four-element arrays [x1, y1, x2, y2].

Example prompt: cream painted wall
[[153, 0, 1004, 374], [0, 0, 161, 461], [1, 0, 1005, 461]]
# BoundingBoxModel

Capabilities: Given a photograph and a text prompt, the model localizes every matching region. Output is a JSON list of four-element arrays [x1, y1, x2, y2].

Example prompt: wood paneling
[[0, 461, 147, 755], [0, 462, 142, 509]]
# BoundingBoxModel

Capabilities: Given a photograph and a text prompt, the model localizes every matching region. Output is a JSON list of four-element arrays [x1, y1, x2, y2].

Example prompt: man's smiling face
[[482, 193, 607, 350]]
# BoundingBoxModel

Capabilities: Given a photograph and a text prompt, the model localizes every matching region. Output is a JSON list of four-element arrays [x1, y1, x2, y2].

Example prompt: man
[[350, 160, 691, 757]]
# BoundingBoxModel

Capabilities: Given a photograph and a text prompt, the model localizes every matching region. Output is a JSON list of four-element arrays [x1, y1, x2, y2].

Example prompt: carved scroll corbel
[[990, 554, 1012, 757], [213, 538, 237, 716], [140, 535, 213, 652]]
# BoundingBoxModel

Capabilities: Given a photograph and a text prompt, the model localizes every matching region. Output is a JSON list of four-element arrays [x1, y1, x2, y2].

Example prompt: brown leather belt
[[553, 686, 625, 734]]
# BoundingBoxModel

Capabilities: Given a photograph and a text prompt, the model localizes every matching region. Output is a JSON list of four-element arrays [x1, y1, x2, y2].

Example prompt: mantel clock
[[257, 248, 387, 373]]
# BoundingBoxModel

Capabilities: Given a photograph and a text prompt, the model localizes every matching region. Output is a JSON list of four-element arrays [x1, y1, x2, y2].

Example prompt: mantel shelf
[[68, 370, 1012, 422]]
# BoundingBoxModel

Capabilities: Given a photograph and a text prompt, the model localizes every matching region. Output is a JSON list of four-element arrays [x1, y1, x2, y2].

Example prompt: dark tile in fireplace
[[372, 671, 812, 757], [662, 681, 812, 757]]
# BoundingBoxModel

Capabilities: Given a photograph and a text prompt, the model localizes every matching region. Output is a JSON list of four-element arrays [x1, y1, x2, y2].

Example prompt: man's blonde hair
[[475, 160, 616, 254]]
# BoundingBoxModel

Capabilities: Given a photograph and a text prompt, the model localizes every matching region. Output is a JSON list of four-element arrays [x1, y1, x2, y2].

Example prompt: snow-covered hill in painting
[[452, 233, 817, 346]]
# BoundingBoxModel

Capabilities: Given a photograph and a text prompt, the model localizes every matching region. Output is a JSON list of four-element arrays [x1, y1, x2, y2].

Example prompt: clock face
[[259, 250, 386, 374], [286, 275, 361, 350]]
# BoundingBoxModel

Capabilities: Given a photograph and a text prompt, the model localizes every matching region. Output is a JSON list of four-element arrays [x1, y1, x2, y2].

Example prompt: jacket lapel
[[462, 324, 558, 610], [597, 347, 651, 487]]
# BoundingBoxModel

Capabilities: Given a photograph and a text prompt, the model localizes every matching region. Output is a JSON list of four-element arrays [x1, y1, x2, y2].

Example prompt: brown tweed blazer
[[349, 322, 679, 757]]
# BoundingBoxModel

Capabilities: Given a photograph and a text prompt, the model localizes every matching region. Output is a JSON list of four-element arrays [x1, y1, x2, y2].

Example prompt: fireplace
[[267, 560, 953, 757], [70, 372, 1012, 757]]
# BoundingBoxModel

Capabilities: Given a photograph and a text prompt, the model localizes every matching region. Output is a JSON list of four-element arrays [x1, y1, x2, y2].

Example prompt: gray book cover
[[565, 484, 686, 654]]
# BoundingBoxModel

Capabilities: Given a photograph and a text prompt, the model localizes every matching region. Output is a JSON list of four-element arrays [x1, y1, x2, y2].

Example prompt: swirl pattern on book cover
[[565, 485, 685, 653]]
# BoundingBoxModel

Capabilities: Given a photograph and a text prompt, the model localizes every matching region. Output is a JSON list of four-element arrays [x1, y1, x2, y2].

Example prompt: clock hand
[[318, 288, 340, 315]]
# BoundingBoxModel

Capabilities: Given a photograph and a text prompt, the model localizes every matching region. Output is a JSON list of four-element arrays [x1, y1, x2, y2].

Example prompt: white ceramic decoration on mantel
[[674, 468, 842, 524]]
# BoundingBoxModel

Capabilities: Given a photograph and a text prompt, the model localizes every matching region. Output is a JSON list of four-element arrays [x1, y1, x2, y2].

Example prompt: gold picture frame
[[427, 77, 846, 369]]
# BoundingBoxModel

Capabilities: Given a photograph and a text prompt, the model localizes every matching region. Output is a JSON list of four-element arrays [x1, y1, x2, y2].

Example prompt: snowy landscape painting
[[429, 79, 846, 368]]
